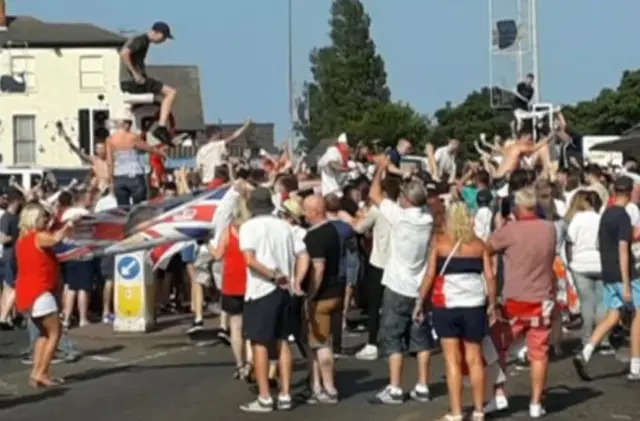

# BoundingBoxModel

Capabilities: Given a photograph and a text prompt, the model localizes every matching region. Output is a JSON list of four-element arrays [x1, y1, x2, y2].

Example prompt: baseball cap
[[152, 21, 174, 39], [614, 175, 634, 193]]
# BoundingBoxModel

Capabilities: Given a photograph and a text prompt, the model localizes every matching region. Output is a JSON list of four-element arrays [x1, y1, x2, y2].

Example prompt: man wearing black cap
[[120, 21, 177, 145], [239, 187, 309, 412], [574, 175, 640, 382]]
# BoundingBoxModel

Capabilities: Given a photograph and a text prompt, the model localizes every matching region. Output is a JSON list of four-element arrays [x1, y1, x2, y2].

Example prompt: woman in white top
[[565, 190, 609, 348]]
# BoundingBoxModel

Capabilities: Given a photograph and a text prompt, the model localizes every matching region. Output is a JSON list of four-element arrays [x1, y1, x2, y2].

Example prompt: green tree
[[563, 69, 640, 135], [296, 0, 428, 151], [426, 87, 511, 158]]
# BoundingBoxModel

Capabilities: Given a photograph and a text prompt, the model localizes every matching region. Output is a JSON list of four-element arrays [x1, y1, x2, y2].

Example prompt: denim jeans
[[113, 175, 147, 206], [571, 271, 609, 346], [26, 318, 77, 357]]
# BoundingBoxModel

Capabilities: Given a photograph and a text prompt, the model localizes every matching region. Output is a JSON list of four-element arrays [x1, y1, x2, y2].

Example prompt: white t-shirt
[[378, 199, 433, 298], [239, 215, 306, 300], [434, 146, 457, 176], [567, 210, 601, 274], [197, 140, 227, 183], [554, 198, 567, 219], [318, 145, 345, 197], [626, 202, 640, 226], [474, 207, 493, 241]]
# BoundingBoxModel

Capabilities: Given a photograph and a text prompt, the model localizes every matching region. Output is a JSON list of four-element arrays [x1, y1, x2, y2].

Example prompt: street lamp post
[[287, 0, 295, 152]]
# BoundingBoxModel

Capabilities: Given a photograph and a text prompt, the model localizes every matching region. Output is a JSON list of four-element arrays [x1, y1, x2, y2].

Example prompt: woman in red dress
[[15, 202, 73, 387]]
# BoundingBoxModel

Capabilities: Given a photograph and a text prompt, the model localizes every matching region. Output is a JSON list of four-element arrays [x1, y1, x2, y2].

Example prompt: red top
[[222, 227, 247, 296], [15, 231, 60, 313]]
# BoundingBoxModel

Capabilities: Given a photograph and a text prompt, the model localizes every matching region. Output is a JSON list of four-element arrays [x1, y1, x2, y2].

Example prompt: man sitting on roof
[[120, 21, 177, 146]]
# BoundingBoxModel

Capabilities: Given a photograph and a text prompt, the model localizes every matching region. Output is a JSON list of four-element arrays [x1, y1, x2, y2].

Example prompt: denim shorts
[[3, 251, 16, 288], [378, 288, 436, 357], [345, 251, 360, 287], [602, 280, 640, 310], [181, 243, 197, 264]]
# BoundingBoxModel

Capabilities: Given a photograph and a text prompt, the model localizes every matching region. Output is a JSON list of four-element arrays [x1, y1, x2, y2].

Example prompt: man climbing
[[120, 21, 177, 146]]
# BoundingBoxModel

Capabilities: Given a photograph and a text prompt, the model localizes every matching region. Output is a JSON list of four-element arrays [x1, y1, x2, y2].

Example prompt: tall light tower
[[488, 0, 540, 107], [287, 0, 295, 151]]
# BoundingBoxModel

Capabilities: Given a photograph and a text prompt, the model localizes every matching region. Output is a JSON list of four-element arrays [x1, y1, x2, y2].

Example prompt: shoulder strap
[[439, 240, 462, 276]]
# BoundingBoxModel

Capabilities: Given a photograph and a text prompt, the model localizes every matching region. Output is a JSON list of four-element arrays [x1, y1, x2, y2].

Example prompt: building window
[[79, 56, 105, 90], [13, 115, 36, 165], [10, 56, 36, 90]]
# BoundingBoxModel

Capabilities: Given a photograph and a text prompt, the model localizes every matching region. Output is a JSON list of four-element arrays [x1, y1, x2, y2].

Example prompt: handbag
[[431, 240, 462, 308]]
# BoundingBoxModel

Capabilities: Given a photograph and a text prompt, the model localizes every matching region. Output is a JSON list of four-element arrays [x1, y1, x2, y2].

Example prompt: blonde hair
[[564, 190, 590, 223], [445, 201, 476, 243], [19, 202, 47, 234], [233, 198, 252, 226]]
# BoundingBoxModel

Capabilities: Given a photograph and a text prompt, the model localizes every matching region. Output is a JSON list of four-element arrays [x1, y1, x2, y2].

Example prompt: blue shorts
[[3, 252, 16, 288], [432, 306, 488, 343], [63, 259, 101, 292], [181, 244, 197, 264], [602, 280, 640, 310], [345, 251, 360, 287]]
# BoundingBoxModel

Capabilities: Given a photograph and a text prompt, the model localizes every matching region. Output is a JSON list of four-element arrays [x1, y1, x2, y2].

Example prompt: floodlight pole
[[530, 0, 540, 102]]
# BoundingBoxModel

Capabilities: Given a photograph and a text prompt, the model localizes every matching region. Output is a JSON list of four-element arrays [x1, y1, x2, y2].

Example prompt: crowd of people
[[0, 107, 638, 420]]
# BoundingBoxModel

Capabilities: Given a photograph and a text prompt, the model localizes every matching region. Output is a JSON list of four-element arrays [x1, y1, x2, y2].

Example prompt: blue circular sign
[[117, 256, 141, 280]]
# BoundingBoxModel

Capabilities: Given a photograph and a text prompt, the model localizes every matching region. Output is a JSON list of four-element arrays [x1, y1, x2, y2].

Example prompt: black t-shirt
[[124, 34, 151, 75], [598, 206, 636, 283], [304, 221, 344, 301], [0, 211, 19, 251], [513, 82, 534, 110]]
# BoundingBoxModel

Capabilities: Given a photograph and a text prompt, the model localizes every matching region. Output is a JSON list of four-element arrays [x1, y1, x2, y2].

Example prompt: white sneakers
[[355, 344, 378, 361]]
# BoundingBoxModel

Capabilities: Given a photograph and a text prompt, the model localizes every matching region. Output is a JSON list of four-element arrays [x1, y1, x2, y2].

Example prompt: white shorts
[[31, 292, 58, 318]]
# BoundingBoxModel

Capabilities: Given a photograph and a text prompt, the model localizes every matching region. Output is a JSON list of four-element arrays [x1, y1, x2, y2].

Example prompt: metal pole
[[530, 0, 540, 102], [287, 0, 295, 152]]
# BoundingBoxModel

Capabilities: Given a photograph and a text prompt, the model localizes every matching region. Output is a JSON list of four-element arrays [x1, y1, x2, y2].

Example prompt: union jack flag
[[55, 185, 230, 270]]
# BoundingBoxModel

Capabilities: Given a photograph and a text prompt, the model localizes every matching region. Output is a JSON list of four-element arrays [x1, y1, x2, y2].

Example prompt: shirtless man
[[493, 129, 553, 181], [106, 118, 165, 206], [57, 121, 109, 192]]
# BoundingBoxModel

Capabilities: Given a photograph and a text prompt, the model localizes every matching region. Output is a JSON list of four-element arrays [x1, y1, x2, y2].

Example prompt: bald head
[[303, 194, 326, 225]]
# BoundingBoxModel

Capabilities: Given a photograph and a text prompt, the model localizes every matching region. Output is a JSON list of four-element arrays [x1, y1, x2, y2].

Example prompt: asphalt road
[[0, 328, 638, 421]]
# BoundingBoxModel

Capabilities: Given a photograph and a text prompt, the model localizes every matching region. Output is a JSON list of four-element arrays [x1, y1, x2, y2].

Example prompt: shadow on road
[[83, 345, 125, 357], [492, 384, 602, 418], [0, 387, 68, 410], [63, 361, 235, 384]]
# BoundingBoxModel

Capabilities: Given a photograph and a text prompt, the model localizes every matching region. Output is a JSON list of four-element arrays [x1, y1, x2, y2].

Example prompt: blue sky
[[12, 0, 640, 142]]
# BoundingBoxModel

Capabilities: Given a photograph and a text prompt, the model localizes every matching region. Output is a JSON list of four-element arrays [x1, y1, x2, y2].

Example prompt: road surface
[[0, 324, 638, 421]]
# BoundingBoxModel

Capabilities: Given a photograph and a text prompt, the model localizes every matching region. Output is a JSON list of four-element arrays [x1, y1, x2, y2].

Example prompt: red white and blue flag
[[54, 185, 230, 269]]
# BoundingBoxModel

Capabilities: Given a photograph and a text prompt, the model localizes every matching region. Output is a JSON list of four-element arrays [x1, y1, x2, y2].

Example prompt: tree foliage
[[296, 0, 429, 151], [298, 0, 640, 155]]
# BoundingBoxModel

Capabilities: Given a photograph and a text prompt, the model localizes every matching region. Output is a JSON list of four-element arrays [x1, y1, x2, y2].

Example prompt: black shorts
[[243, 289, 293, 344], [124, 76, 164, 96], [221, 294, 244, 315], [432, 306, 488, 343]]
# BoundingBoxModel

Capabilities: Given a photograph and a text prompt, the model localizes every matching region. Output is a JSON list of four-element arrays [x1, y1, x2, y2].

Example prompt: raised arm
[[56, 121, 91, 164]]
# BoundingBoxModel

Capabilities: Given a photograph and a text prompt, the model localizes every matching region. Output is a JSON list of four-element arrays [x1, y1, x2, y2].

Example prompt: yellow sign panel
[[116, 284, 143, 318]]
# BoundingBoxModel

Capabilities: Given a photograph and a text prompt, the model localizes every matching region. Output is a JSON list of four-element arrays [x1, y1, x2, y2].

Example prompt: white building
[[0, 9, 129, 168]]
